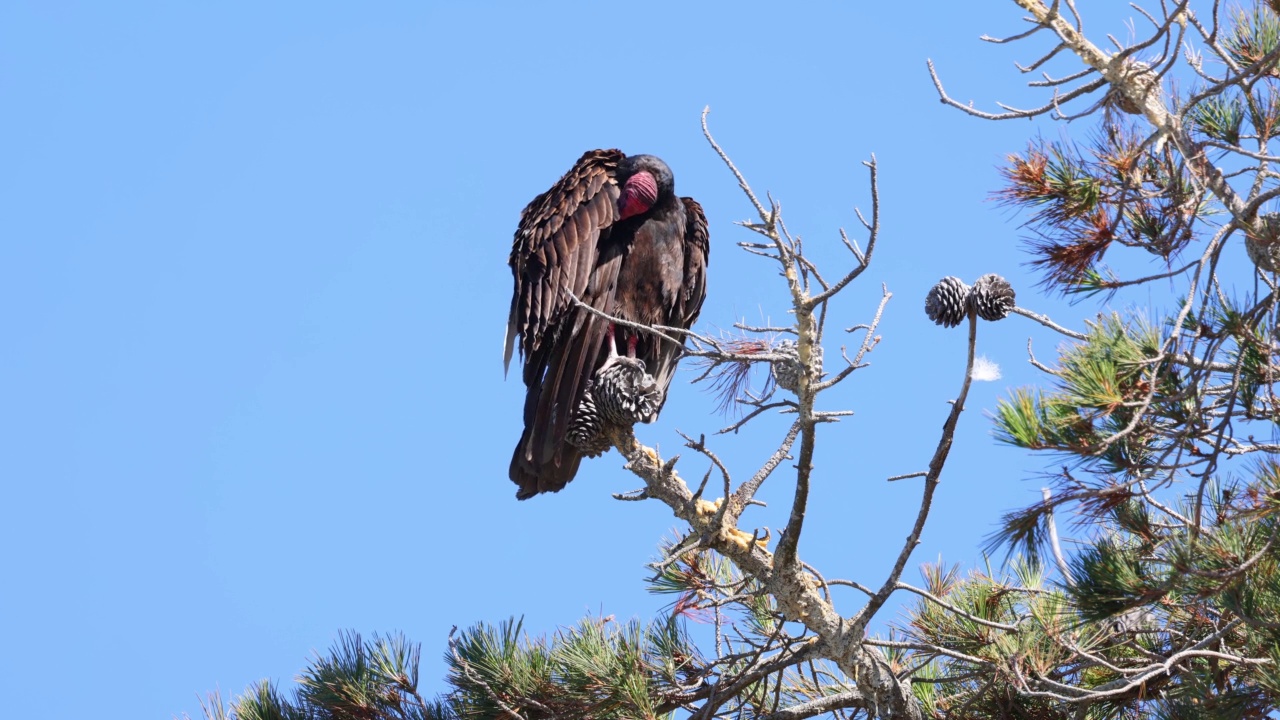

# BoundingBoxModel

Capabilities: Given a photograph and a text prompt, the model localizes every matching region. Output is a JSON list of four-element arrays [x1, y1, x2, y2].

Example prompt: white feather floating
[[970, 355, 1002, 382]]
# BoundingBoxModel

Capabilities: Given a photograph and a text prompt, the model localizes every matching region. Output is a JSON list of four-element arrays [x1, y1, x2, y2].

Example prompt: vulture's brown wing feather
[[644, 196, 711, 414], [679, 197, 710, 328], [504, 149, 622, 375], [505, 149, 624, 498]]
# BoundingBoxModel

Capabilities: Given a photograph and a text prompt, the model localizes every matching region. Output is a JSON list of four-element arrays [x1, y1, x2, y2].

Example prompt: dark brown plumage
[[504, 149, 709, 499]]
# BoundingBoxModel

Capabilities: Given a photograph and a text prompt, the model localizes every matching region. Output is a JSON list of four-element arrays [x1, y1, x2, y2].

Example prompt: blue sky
[[1, 3, 1184, 718]]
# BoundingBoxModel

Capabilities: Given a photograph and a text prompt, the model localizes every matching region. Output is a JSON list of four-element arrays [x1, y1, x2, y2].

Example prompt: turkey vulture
[[504, 149, 709, 499]]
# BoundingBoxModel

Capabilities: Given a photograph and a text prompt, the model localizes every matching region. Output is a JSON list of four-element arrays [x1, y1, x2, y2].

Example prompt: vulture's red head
[[617, 154, 675, 221]]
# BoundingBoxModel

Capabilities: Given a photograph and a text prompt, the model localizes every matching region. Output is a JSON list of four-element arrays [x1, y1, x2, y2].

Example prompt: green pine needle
[[1067, 538, 1166, 621], [1224, 3, 1280, 73], [1190, 93, 1246, 144]]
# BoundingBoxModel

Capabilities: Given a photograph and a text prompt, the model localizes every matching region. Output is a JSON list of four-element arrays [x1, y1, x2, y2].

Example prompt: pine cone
[[969, 273, 1016, 321], [770, 339, 823, 393], [567, 390, 611, 457], [593, 356, 662, 426], [1107, 59, 1158, 116], [925, 277, 971, 328], [1247, 213, 1280, 273]]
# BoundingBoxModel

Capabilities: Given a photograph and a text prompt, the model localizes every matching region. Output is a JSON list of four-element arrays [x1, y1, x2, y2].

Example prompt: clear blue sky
[[2, 3, 1173, 718]]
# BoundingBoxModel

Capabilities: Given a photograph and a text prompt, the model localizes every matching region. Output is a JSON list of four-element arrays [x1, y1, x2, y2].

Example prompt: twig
[[893, 581, 1021, 632], [755, 690, 866, 720], [1011, 306, 1088, 340], [808, 157, 880, 308], [1042, 487, 1076, 586], [702, 106, 769, 224]]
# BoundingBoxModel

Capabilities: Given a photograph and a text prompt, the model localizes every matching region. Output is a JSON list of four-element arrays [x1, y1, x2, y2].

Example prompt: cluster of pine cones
[[567, 357, 661, 457], [925, 274, 1016, 328]]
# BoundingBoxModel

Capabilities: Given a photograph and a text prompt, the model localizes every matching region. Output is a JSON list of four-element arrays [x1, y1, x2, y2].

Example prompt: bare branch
[[809, 157, 880, 307], [702, 106, 769, 223], [1011, 305, 1088, 340], [851, 311, 981, 633]]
